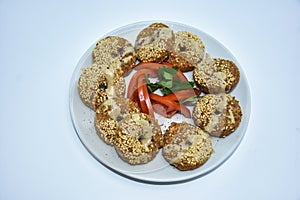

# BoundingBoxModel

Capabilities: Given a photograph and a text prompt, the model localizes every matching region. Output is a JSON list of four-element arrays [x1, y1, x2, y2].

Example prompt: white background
[[1, 0, 299, 199]]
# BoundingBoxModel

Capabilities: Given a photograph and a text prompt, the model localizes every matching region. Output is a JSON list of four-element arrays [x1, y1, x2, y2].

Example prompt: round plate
[[69, 21, 251, 184]]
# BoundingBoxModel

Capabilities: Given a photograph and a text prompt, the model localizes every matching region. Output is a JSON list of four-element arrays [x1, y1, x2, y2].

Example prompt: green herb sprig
[[146, 66, 195, 95]]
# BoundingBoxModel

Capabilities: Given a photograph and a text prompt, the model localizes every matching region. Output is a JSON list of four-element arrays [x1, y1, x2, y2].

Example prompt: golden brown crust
[[192, 94, 242, 137], [135, 23, 175, 63], [149, 22, 169, 28], [94, 98, 141, 145], [93, 36, 136, 77], [162, 122, 213, 171], [114, 113, 163, 165], [166, 31, 205, 72], [77, 64, 125, 110], [193, 54, 240, 93]]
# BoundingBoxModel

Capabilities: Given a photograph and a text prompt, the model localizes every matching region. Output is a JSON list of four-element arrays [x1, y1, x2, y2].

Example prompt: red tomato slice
[[149, 93, 191, 118], [137, 76, 155, 118], [127, 68, 158, 101], [135, 62, 188, 81]]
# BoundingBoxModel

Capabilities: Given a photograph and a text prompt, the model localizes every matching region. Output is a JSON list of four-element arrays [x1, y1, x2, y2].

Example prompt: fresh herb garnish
[[158, 66, 178, 80], [171, 79, 194, 91], [145, 66, 195, 95], [147, 82, 161, 93], [145, 73, 161, 93], [179, 96, 200, 104]]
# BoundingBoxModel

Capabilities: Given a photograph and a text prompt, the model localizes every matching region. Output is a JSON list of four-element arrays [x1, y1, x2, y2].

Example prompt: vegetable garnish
[[137, 75, 155, 118], [135, 62, 188, 81], [156, 88, 201, 102], [149, 93, 191, 118], [152, 103, 177, 118], [127, 68, 157, 101], [128, 62, 201, 118], [147, 66, 195, 95]]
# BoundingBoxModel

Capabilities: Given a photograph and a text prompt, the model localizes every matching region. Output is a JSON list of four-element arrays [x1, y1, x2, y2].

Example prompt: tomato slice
[[149, 93, 191, 118], [127, 68, 158, 101], [137, 76, 155, 118], [161, 88, 201, 102], [128, 62, 195, 119], [161, 62, 173, 67], [135, 62, 169, 69], [135, 62, 188, 81], [152, 101, 177, 118]]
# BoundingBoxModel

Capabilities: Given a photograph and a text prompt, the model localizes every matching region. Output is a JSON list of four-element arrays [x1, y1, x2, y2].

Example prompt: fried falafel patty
[[77, 63, 126, 110], [114, 113, 163, 165], [162, 122, 213, 171], [94, 97, 141, 145], [166, 31, 205, 72], [193, 54, 240, 94], [135, 23, 175, 63], [93, 36, 136, 77], [193, 94, 242, 138]]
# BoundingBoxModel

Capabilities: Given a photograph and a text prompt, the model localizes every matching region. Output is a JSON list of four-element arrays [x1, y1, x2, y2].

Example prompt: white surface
[[0, 0, 299, 199]]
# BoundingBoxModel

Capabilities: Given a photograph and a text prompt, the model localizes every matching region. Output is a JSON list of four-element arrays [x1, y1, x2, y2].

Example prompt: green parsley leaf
[[147, 83, 160, 93], [171, 79, 195, 92], [158, 66, 178, 80], [180, 96, 200, 104], [146, 66, 196, 95], [160, 79, 173, 89], [162, 87, 172, 95]]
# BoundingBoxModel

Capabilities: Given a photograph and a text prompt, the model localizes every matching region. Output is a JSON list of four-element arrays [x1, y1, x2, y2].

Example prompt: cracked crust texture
[[193, 54, 240, 94], [193, 94, 242, 137], [94, 98, 141, 145], [93, 36, 136, 77], [163, 122, 213, 171], [114, 112, 162, 165], [77, 64, 126, 110], [166, 31, 205, 72], [135, 23, 175, 63]]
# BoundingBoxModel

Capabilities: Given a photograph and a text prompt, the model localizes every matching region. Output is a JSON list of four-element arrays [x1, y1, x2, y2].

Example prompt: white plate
[[69, 21, 251, 183]]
